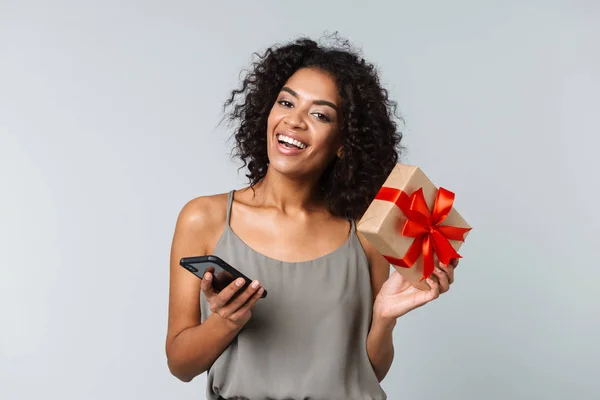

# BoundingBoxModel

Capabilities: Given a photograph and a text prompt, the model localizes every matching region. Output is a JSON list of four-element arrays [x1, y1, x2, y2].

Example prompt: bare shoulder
[[178, 193, 229, 226], [173, 192, 230, 254], [355, 222, 391, 300]]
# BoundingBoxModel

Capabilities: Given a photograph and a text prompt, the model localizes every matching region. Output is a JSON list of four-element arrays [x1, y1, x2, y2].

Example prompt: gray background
[[1, 0, 599, 399]]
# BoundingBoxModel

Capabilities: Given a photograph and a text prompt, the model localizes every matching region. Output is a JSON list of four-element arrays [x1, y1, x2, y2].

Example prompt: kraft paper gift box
[[357, 164, 472, 290]]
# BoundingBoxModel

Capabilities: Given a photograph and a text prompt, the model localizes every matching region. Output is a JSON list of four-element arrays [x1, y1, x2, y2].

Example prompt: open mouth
[[276, 134, 307, 150]]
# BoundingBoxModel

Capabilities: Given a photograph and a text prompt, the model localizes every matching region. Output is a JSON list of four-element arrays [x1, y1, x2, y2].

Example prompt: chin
[[267, 153, 308, 178]]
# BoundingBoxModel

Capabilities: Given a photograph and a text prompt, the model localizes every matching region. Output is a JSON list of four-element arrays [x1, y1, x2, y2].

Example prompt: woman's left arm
[[358, 231, 457, 382], [361, 235, 396, 382]]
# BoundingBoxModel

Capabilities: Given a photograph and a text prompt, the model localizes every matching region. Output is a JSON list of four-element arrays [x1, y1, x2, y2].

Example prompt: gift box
[[357, 164, 472, 290]]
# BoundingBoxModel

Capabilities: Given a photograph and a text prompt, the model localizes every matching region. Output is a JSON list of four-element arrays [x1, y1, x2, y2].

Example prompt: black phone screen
[[184, 260, 236, 291], [180, 255, 266, 298]]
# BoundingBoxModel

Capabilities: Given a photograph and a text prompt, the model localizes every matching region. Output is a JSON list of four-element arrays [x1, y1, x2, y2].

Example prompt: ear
[[336, 145, 344, 159]]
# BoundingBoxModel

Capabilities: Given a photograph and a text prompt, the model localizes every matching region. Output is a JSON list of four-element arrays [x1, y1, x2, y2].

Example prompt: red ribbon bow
[[374, 186, 471, 280]]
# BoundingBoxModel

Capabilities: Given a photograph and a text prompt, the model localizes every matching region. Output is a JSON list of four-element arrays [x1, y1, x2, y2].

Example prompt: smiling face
[[266, 67, 342, 180]]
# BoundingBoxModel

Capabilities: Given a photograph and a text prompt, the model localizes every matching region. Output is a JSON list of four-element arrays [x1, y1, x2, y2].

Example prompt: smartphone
[[179, 255, 267, 298]]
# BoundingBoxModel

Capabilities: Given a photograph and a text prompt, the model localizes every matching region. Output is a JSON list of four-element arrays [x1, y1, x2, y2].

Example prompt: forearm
[[366, 316, 396, 382], [167, 313, 241, 382]]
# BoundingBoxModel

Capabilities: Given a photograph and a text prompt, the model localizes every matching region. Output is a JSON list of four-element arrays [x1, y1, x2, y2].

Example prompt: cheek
[[306, 133, 340, 166], [314, 127, 341, 151], [267, 107, 285, 130]]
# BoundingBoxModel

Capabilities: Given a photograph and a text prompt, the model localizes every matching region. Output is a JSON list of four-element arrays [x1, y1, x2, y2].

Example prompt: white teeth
[[277, 134, 307, 149]]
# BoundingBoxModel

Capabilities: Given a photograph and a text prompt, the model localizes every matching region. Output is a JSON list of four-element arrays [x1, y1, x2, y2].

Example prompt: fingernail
[[258, 288, 264, 295], [435, 267, 442, 272], [236, 278, 244, 287], [204, 273, 211, 280], [251, 280, 260, 289]]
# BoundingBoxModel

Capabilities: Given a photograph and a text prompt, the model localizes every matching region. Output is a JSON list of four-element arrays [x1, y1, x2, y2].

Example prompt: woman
[[166, 36, 458, 399]]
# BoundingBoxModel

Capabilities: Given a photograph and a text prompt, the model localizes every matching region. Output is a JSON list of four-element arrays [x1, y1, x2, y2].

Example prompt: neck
[[251, 167, 323, 213]]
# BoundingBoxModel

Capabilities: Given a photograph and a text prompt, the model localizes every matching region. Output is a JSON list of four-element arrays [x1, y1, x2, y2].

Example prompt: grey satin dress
[[199, 190, 387, 400]]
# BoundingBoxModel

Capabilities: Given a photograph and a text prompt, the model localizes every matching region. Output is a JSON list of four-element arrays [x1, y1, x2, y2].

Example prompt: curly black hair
[[223, 34, 404, 220]]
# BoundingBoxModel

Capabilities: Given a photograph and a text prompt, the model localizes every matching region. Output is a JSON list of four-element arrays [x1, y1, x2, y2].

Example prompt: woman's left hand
[[373, 258, 459, 323]]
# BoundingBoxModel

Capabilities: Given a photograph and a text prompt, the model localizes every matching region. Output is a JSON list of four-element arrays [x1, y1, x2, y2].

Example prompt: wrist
[[207, 312, 243, 335], [371, 312, 397, 333], [372, 298, 398, 331]]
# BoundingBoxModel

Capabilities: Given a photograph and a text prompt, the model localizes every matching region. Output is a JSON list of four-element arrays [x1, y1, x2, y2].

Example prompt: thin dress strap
[[225, 190, 235, 226]]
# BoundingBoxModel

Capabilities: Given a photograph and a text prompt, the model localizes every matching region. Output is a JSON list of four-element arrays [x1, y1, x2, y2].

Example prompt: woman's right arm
[[165, 196, 263, 382]]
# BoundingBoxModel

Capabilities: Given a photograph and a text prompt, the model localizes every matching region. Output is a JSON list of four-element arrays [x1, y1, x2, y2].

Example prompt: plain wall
[[1, 1, 599, 399]]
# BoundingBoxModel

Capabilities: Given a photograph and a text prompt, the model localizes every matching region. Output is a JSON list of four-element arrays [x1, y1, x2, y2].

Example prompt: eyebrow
[[281, 86, 339, 112]]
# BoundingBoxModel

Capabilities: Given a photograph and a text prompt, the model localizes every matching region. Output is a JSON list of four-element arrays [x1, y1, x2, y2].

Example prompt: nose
[[284, 109, 307, 130]]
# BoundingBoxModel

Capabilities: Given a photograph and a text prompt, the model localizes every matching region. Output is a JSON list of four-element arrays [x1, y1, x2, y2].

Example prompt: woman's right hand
[[201, 269, 264, 330]]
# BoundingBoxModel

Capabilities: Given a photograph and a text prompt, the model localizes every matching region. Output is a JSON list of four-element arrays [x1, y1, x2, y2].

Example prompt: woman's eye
[[313, 113, 330, 122], [278, 100, 293, 107]]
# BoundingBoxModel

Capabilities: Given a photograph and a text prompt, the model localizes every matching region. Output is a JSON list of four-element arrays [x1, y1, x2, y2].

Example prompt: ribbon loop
[[375, 185, 471, 280]]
